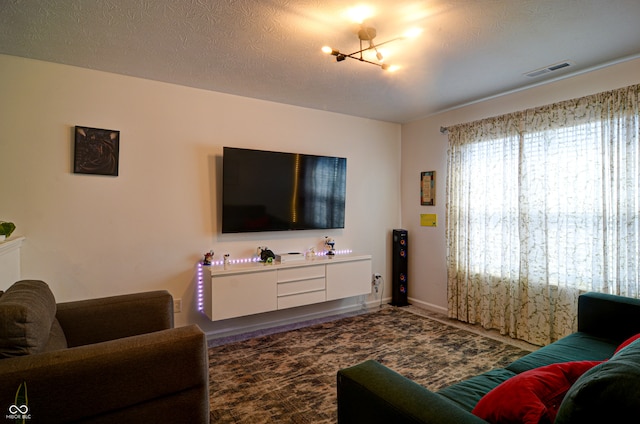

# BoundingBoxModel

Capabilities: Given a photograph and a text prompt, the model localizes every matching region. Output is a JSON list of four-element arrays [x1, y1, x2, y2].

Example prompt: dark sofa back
[[578, 292, 640, 343]]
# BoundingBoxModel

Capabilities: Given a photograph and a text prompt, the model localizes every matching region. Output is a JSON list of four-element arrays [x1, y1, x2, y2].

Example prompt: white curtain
[[446, 84, 640, 346]]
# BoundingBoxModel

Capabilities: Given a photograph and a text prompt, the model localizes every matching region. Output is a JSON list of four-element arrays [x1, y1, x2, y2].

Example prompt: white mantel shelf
[[203, 253, 372, 321], [0, 236, 25, 255], [0, 236, 25, 288]]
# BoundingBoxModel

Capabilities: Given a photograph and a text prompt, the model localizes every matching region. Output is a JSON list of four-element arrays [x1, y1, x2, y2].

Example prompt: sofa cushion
[[0, 280, 60, 358], [472, 361, 601, 424], [436, 368, 516, 412], [555, 338, 640, 423], [614, 332, 640, 354], [44, 318, 68, 352], [506, 332, 616, 374]]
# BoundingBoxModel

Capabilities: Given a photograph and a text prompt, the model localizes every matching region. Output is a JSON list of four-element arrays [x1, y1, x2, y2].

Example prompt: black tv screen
[[222, 147, 347, 233]]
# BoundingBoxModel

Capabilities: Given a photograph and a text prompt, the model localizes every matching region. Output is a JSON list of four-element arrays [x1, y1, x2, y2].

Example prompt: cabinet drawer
[[278, 290, 326, 309], [277, 265, 325, 283], [278, 277, 325, 296]]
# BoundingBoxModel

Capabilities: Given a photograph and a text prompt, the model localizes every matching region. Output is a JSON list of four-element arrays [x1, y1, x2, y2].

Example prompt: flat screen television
[[222, 147, 347, 233]]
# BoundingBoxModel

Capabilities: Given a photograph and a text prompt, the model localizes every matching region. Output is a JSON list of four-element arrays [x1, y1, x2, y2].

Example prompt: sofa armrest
[[337, 360, 487, 424], [56, 290, 174, 347], [578, 292, 640, 343], [0, 325, 209, 424]]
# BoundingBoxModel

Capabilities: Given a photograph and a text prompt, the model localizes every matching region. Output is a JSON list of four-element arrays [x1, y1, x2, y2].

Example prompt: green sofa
[[0, 280, 210, 423], [337, 292, 640, 423]]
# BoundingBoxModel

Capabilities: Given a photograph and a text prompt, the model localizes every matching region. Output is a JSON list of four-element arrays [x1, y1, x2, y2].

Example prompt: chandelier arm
[[370, 36, 403, 49], [342, 55, 384, 68], [344, 36, 403, 58], [345, 45, 376, 58]]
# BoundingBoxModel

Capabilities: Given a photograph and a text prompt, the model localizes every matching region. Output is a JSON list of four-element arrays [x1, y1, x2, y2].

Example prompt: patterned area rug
[[208, 307, 532, 423]]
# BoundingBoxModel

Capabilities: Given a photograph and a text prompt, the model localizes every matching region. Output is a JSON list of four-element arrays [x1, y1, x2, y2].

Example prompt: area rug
[[208, 307, 533, 423]]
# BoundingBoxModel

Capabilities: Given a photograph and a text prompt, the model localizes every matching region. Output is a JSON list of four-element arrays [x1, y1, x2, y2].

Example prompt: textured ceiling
[[1, 0, 640, 123]]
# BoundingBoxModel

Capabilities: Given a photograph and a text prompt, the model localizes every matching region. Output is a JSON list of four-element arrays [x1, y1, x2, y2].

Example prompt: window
[[446, 84, 640, 345]]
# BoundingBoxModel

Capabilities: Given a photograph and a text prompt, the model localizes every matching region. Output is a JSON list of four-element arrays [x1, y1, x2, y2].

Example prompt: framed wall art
[[421, 171, 435, 206], [74, 126, 120, 176]]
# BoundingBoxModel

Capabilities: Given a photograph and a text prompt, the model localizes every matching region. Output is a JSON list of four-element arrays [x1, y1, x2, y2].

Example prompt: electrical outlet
[[173, 298, 182, 313]]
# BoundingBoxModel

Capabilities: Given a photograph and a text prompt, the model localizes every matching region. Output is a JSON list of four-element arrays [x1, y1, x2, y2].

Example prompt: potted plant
[[0, 221, 16, 241]]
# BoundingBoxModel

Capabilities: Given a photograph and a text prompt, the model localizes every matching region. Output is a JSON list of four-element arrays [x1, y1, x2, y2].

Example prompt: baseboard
[[367, 296, 448, 315], [407, 297, 448, 315], [363, 296, 391, 310]]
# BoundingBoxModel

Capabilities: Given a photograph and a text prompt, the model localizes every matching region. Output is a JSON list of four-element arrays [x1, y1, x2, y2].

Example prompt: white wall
[[0, 54, 401, 335], [401, 57, 640, 313]]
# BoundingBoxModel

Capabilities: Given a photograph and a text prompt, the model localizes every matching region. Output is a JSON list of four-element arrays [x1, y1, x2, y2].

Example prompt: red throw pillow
[[472, 361, 602, 424], [614, 333, 640, 355]]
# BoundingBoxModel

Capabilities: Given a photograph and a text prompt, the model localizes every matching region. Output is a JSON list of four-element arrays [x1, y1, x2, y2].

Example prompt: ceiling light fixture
[[322, 25, 420, 72]]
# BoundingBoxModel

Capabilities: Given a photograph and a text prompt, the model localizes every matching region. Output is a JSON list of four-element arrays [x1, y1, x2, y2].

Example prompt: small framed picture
[[74, 126, 120, 176], [421, 171, 435, 206]]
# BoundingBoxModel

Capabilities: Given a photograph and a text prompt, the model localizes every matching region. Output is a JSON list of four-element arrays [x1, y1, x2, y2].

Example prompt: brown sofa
[[0, 280, 210, 423]]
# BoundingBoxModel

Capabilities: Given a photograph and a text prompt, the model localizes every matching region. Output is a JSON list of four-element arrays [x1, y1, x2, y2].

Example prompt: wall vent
[[524, 61, 574, 78]]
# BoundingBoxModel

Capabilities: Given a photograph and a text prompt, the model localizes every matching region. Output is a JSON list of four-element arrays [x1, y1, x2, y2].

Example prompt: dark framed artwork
[[421, 171, 435, 206], [74, 126, 120, 176]]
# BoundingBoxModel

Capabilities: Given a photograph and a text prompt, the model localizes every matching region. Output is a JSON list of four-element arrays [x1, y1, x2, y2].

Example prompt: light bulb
[[381, 64, 400, 72], [403, 28, 423, 39], [345, 5, 374, 24]]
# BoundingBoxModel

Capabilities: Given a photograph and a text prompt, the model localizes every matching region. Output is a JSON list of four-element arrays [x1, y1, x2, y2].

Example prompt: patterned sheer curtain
[[446, 84, 640, 346]]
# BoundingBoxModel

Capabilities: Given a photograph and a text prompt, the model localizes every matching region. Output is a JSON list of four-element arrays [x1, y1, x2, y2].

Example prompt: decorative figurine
[[325, 237, 336, 256], [203, 250, 214, 266], [258, 246, 275, 262], [306, 246, 316, 259]]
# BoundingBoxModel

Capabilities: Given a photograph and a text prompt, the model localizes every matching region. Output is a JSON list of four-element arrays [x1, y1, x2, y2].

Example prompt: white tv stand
[[203, 254, 372, 321]]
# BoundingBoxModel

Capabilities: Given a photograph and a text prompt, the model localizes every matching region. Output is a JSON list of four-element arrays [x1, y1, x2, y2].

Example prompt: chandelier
[[322, 25, 421, 72]]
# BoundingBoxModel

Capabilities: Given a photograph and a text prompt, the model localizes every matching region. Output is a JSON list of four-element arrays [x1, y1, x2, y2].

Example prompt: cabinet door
[[211, 270, 277, 320], [326, 259, 372, 301]]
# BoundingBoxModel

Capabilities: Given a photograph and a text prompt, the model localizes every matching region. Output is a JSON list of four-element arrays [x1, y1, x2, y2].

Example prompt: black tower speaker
[[391, 229, 409, 306]]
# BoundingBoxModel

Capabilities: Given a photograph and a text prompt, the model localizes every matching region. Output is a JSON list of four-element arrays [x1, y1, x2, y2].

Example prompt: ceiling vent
[[524, 61, 575, 78]]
